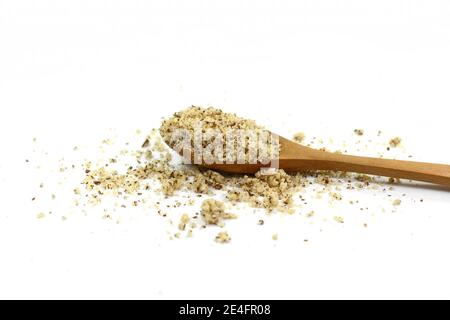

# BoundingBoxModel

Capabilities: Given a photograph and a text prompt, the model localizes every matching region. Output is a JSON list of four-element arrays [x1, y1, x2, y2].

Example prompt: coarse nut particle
[[201, 199, 226, 225], [215, 231, 231, 243], [389, 137, 402, 148]]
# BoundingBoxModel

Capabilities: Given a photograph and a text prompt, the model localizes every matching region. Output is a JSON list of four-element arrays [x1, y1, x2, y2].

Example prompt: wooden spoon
[[201, 134, 450, 187]]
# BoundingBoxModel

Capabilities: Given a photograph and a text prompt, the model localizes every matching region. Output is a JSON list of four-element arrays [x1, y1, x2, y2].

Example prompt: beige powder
[[159, 106, 278, 165], [70, 106, 407, 243]]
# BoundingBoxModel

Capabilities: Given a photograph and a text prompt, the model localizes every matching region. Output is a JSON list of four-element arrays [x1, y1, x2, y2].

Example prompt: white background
[[1, 0, 450, 299]]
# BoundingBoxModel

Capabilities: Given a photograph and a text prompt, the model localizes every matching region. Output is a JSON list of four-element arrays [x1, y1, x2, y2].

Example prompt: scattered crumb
[[393, 199, 402, 206], [333, 216, 344, 224], [306, 211, 315, 218], [178, 214, 190, 231], [293, 132, 305, 143], [201, 199, 225, 225], [331, 192, 343, 201], [37, 212, 46, 219], [354, 129, 364, 136], [272, 233, 278, 241], [389, 137, 402, 148], [215, 231, 231, 243]]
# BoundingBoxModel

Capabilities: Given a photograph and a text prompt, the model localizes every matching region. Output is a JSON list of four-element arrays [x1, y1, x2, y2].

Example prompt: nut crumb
[[334, 216, 344, 224], [389, 137, 402, 148], [178, 214, 190, 231], [215, 231, 231, 243], [293, 132, 305, 143], [201, 199, 226, 225]]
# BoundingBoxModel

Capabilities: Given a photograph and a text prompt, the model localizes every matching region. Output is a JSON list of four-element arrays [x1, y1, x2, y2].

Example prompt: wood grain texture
[[204, 135, 450, 187]]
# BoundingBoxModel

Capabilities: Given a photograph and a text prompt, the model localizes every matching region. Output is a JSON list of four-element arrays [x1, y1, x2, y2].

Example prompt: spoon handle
[[290, 152, 450, 186]]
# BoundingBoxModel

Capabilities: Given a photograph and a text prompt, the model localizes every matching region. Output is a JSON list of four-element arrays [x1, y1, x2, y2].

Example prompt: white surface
[[1, 0, 450, 300]]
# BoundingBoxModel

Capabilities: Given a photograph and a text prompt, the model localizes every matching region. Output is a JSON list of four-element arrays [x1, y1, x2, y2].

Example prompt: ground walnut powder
[[159, 106, 278, 164], [72, 106, 408, 243], [79, 106, 388, 214]]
